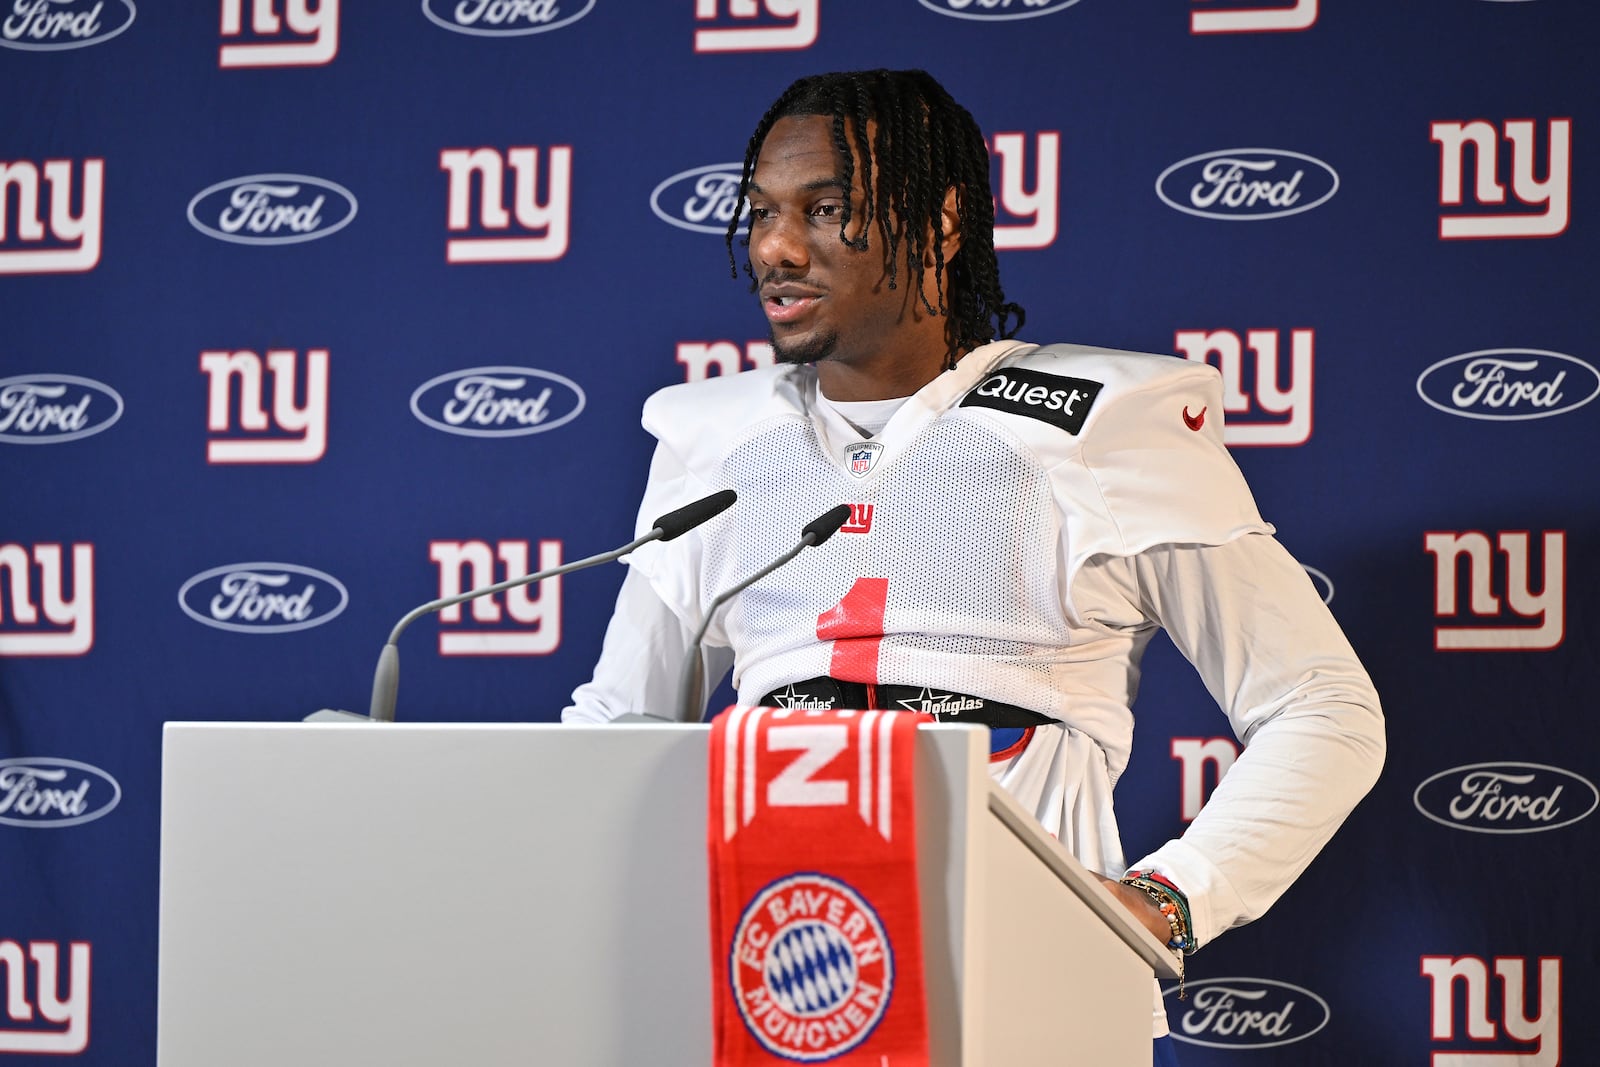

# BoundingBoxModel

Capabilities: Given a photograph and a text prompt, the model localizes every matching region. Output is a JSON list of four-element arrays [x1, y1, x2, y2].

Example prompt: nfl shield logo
[[846, 441, 883, 478]]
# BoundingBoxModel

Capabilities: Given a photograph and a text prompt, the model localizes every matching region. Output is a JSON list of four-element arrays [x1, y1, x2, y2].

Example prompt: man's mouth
[[764, 292, 822, 324]]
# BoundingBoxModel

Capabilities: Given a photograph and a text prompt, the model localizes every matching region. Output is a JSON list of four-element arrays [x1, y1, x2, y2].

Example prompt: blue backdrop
[[2, 1, 1595, 1063]]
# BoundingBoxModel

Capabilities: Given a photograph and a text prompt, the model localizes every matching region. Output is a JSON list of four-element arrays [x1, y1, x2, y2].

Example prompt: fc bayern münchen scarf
[[708, 706, 931, 1065]]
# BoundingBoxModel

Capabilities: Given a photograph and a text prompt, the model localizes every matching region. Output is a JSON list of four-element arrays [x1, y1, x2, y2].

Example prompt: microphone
[[307, 489, 737, 724], [674, 503, 853, 725]]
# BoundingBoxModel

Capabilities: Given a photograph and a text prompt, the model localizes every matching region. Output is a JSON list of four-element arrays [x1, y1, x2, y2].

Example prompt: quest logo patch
[[178, 562, 348, 634], [410, 366, 585, 438], [0, 374, 122, 444], [187, 173, 357, 245], [1157, 149, 1338, 221], [0, 757, 121, 828], [0, 0, 135, 50], [959, 367, 1102, 434]]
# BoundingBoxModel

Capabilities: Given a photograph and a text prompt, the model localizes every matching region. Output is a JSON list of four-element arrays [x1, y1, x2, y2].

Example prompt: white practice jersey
[[567, 339, 1385, 1032]]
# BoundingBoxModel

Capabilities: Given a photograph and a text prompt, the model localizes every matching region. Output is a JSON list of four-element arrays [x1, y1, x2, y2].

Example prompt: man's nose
[[752, 215, 809, 272]]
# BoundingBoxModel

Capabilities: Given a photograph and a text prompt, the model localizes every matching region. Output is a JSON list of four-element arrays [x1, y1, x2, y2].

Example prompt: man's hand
[[1094, 874, 1172, 946]]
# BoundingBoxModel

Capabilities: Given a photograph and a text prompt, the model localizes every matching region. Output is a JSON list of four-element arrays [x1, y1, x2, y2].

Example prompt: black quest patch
[[959, 367, 1103, 434]]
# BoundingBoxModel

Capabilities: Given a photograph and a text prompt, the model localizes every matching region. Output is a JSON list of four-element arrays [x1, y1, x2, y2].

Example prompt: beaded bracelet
[[1119, 870, 1198, 956]]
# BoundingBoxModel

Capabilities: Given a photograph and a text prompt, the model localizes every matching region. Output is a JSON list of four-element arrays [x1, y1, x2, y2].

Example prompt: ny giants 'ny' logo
[[677, 340, 776, 383], [0, 545, 93, 657], [992, 132, 1059, 250], [1174, 328, 1313, 446], [1431, 119, 1571, 240], [0, 159, 103, 275], [1421, 956, 1561, 1065], [1171, 737, 1239, 823], [440, 147, 572, 264], [839, 504, 873, 535], [720, 707, 901, 842], [429, 540, 563, 655], [200, 349, 328, 464], [1191, 0, 1316, 34], [693, 0, 818, 53], [218, 0, 339, 67], [1424, 531, 1564, 651], [0, 940, 91, 1054]]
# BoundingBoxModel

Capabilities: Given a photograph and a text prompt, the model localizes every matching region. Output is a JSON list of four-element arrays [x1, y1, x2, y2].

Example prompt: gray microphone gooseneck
[[674, 503, 853, 725], [365, 489, 737, 722]]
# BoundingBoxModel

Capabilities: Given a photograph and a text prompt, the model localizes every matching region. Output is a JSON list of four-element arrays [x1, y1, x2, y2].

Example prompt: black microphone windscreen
[[802, 504, 854, 547], [652, 489, 737, 541]]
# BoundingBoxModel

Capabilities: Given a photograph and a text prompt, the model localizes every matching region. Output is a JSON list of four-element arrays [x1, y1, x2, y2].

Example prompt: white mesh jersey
[[571, 338, 1385, 1001]]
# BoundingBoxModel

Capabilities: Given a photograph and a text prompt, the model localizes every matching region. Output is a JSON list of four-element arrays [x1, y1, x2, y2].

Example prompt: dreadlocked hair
[[726, 69, 1025, 370]]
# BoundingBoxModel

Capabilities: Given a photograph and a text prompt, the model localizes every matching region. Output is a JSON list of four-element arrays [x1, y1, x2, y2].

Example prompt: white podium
[[157, 722, 1176, 1066]]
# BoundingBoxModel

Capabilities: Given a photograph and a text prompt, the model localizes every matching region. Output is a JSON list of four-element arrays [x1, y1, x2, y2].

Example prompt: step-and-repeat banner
[[2, 2, 1594, 1063]]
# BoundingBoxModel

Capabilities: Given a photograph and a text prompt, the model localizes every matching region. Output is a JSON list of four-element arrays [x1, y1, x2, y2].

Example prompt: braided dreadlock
[[726, 69, 1025, 370]]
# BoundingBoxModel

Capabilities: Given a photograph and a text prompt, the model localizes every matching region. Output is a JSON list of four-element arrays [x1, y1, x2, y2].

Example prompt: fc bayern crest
[[845, 441, 883, 479], [730, 872, 894, 1061]]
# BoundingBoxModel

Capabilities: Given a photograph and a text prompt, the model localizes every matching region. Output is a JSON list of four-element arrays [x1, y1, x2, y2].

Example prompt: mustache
[[757, 270, 827, 293]]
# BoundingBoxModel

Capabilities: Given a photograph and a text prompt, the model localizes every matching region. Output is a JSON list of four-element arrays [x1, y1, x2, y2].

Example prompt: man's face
[[746, 115, 950, 376]]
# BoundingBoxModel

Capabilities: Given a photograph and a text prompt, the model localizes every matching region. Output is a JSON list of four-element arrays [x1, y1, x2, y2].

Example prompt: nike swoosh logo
[[1183, 405, 1206, 431]]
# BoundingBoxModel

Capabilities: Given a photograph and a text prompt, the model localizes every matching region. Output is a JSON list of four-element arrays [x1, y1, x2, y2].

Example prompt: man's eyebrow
[[747, 177, 850, 196]]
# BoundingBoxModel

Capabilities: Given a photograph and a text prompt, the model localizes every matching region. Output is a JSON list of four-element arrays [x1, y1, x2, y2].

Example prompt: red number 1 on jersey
[[817, 577, 888, 684]]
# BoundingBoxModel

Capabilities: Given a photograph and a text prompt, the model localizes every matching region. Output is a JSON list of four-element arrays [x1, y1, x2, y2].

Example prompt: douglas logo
[[1, 0, 135, 50], [187, 173, 358, 245], [650, 163, 749, 235], [0, 374, 122, 443], [423, 0, 594, 35], [1167, 978, 1330, 1049], [410, 366, 586, 437], [1414, 762, 1597, 834], [0, 757, 121, 827], [178, 563, 348, 633], [1157, 149, 1338, 220], [1416, 349, 1599, 422], [917, 0, 1082, 19]]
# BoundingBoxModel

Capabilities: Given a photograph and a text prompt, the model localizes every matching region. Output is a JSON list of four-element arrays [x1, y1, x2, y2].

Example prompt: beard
[[769, 326, 839, 366]]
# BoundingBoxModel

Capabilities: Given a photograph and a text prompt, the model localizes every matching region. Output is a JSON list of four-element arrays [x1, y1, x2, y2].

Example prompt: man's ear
[[939, 186, 962, 261]]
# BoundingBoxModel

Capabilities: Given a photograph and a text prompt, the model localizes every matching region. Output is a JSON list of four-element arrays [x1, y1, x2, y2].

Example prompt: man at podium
[[564, 68, 1384, 1060]]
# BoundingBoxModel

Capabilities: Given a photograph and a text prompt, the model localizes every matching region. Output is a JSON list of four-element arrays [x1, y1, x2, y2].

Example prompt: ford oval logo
[[1166, 977, 1330, 1049], [1416, 349, 1600, 422], [1414, 762, 1598, 835], [422, 0, 595, 36], [0, 374, 123, 444], [1302, 565, 1334, 605], [187, 173, 358, 246], [410, 365, 586, 437], [916, 0, 1082, 20], [0, 757, 122, 828], [1156, 149, 1339, 220], [650, 162, 749, 235], [178, 562, 349, 634], [0, 0, 136, 51]]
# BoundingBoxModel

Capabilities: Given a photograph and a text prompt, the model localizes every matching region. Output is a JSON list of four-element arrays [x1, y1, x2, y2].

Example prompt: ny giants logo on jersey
[[0, 375, 122, 444], [1166, 978, 1330, 1049], [200, 348, 328, 463], [1157, 149, 1338, 220], [917, 0, 1083, 21], [218, 0, 337, 67], [1174, 328, 1313, 446], [0, 0, 135, 50], [1417, 350, 1598, 421], [1425, 531, 1564, 651], [1414, 763, 1597, 835], [410, 366, 585, 438], [677, 340, 776, 382], [187, 174, 357, 245], [440, 146, 571, 264], [0, 544, 93, 657], [429, 540, 563, 655], [0, 758, 121, 828], [0, 159, 102, 275], [0, 940, 91, 1055], [1431, 119, 1570, 240], [1421, 956, 1561, 1064], [991, 132, 1059, 250], [839, 504, 873, 534], [422, 0, 594, 36], [1190, 0, 1316, 35], [694, 0, 817, 52], [178, 563, 348, 634]]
